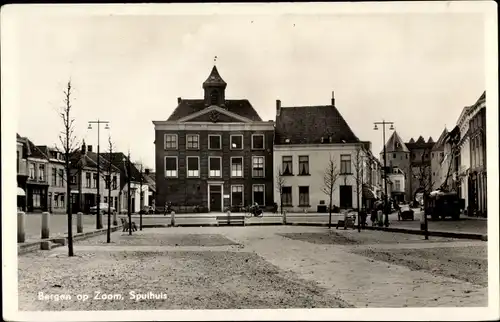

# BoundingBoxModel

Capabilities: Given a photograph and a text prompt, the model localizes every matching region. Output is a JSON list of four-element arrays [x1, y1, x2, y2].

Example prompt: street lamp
[[374, 120, 394, 227], [123, 154, 132, 235], [88, 119, 110, 230]]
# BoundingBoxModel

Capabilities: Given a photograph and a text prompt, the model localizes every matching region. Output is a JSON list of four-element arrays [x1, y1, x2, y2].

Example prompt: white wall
[[273, 144, 369, 212]]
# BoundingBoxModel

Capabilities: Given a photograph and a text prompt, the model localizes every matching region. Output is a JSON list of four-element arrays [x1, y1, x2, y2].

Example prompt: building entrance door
[[339, 185, 353, 209], [209, 185, 222, 212]]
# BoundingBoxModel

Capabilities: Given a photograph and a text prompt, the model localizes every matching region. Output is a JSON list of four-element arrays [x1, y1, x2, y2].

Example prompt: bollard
[[113, 211, 118, 226], [41, 212, 50, 239], [170, 211, 175, 227], [227, 210, 231, 225], [18, 211, 26, 243], [77, 212, 83, 234], [283, 210, 287, 225]]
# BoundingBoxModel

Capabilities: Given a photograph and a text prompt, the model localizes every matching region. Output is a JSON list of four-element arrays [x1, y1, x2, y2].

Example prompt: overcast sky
[[7, 4, 488, 171]]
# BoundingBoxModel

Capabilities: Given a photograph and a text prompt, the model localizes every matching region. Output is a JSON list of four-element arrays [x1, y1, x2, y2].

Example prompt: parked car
[[398, 204, 414, 221], [139, 206, 155, 214], [89, 203, 116, 215]]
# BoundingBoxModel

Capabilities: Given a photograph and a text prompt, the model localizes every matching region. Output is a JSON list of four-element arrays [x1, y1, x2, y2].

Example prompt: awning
[[362, 186, 376, 199], [17, 187, 26, 196]]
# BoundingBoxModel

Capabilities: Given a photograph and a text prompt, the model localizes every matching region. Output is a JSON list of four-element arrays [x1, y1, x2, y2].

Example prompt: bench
[[336, 215, 356, 230], [216, 214, 245, 226], [121, 217, 138, 232]]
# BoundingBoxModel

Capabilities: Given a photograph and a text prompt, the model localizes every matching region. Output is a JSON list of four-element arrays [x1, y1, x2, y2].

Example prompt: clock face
[[209, 110, 220, 123]]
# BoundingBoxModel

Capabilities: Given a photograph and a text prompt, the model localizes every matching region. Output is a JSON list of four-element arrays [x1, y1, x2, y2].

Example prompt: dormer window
[[210, 90, 218, 105]]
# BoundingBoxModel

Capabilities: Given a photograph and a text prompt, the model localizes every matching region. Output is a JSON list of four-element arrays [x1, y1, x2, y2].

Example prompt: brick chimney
[[331, 91, 335, 106], [276, 99, 281, 116], [177, 97, 182, 104], [88, 145, 93, 153]]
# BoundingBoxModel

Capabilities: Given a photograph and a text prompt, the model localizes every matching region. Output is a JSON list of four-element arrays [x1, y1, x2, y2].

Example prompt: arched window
[[210, 90, 218, 105]]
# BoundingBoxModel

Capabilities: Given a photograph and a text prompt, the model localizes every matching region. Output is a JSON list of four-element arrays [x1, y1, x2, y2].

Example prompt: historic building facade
[[153, 66, 274, 212], [273, 92, 375, 212], [379, 131, 411, 202]]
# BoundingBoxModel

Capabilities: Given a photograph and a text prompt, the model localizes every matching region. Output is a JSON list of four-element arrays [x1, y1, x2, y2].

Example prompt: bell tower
[[203, 58, 227, 107]]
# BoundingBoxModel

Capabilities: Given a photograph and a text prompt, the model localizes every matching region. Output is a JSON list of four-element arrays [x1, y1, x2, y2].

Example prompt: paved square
[[18, 226, 488, 310]]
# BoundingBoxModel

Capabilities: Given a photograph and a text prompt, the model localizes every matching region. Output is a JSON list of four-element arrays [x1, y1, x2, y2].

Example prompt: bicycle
[[245, 204, 264, 218]]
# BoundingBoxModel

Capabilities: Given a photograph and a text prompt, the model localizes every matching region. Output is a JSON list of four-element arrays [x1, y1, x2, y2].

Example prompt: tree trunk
[[66, 166, 74, 256], [357, 180, 361, 232], [328, 194, 333, 228]]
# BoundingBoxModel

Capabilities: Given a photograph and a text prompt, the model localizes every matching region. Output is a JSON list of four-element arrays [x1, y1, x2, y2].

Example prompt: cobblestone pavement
[[18, 226, 488, 310]]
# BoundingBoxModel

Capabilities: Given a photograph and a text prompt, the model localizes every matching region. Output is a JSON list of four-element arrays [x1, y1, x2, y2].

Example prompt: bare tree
[[275, 166, 287, 218], [321, 155, 341, 228], [439, 134, 461, 192], [134, 160, 146, 230], [352, 146, 364, 232], [104, 136, 115, 243], [56, 80, 79, 257]]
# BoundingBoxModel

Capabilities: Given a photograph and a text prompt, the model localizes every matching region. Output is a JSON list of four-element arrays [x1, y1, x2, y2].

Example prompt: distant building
[[273, 92, 375, 212], [430, 128, 448, 191], [379, 131, 410, 201], [153, 65, 275, 212], [406, 136, 434, 200], [36, 146, 68, 214]]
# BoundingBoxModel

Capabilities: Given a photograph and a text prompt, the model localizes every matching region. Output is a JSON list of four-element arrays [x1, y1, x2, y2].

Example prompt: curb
[[362, 225, 487, 241], [18, 225, 124, 255]]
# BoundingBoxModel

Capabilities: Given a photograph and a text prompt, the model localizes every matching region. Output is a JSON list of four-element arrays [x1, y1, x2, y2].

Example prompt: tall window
[[252, 156, 264, 178], [186, 134, 199, 149], [17, 151, 20, 173], [187, 157, 200, 177], [340, 155, 351, 174], [54, 194, 59, 207], [253, 185, 265, 206], [59, 169, 65, 187], [71, 173, 78, 185], [231, 185, 243, 207], [85, 172, 91, 188], [112, 175, 117, 189], [29, 163, 35, 179], [231, 157, 243, 177], [209, 135, 221, 150], [282, 156, 293, 175], [298, 156, 309, 175], [252, 134, 265, 150], [164, 134, 178, 149], [105, 175, 110, 189], [39, 164, 45, 181], [32, 188, 41, 207], [230, 135, 243, 150], [209, 157, 222, 177], [395, 180, 401, 192], [299, 186, 310, 206], [282, 186, 292, 206], [165, 157, 178, 178], [52, 167, 57, 185]]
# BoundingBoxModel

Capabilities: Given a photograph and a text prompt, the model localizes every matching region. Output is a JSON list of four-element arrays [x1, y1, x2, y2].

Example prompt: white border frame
[[251, 155, 265, 178], [252, 183, 266, 206], [186, 156, 200, 178], [185, 134, 200, 150], [230, 184, 244, 207], [230, 134, 244, 150], [208, 134, 222, 150], [164, 156, 178, 178], [230, 156, 244, 178], [208, 156, 222, 178], [251, 133, 265, 150], [164, 133, 178, 150]]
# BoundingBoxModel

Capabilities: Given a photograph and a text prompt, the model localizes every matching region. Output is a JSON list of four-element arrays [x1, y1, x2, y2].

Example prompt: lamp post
[[374, 120, 394, 227], [88, 119, 110, 230]]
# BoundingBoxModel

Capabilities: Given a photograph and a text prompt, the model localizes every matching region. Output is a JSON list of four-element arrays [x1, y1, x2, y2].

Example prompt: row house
[[103, 152, 150, 214], [441, 91, 486, 217], [273, 92, 376, 212], [67, 144, 122, 213], [16, 135, 50, 212], [153, 65, 274, 213], [36, 146, 68, 214]]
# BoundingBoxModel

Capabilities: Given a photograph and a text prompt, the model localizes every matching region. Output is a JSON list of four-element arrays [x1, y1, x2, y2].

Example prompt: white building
[[273, 93, 375, 212]]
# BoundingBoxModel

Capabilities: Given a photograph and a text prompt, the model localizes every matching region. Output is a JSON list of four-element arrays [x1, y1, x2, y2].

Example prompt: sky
[[7, 4, 488, 171]]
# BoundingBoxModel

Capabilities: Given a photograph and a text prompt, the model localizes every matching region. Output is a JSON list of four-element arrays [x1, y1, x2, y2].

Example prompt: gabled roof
[[23, 137, 49, 160], [427, 137, 434, 144], [274, 105, 360, 145], [382, 131, 409, 153], [203, 66, 227, 88], [408, 138, 415, 143], [431, 128, 449, 151], [416, 136, 426, 144], [101, 152, 143, 183], [86, 151, 121, 173], [166, 99, 262, 122]]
